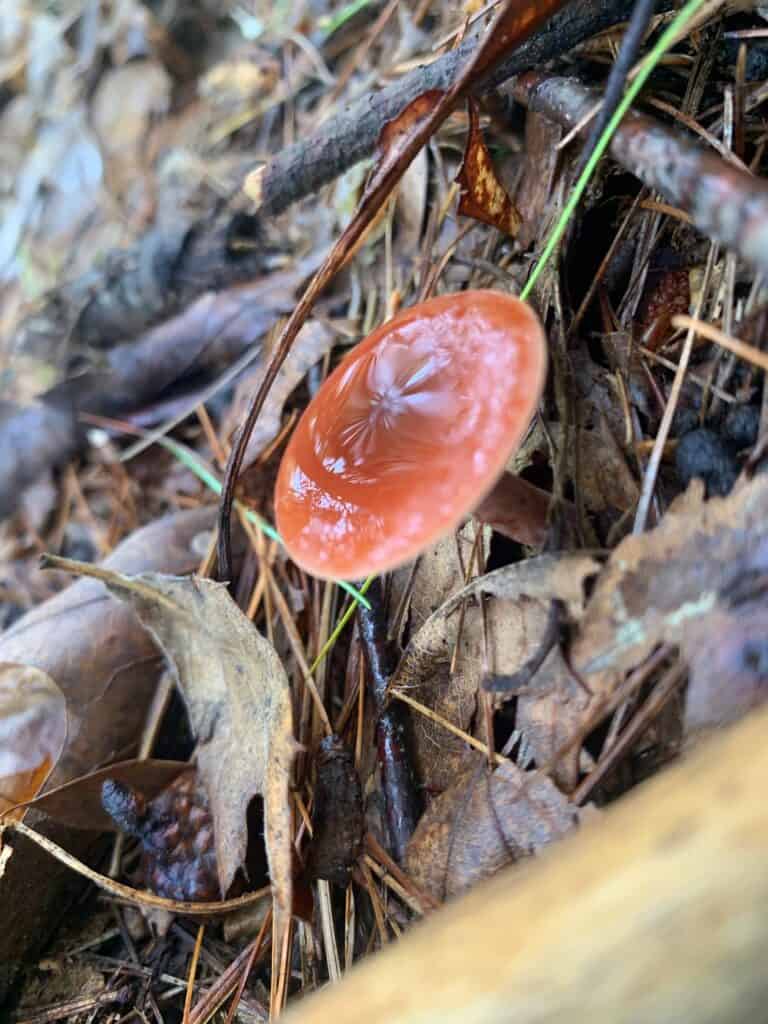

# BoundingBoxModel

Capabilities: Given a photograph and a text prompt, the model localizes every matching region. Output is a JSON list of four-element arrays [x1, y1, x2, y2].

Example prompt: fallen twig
[[358, 578, 420, 862]]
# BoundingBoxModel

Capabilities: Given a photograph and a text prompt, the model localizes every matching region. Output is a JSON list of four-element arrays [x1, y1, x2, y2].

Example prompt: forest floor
[[2, 1, 768, 1021]]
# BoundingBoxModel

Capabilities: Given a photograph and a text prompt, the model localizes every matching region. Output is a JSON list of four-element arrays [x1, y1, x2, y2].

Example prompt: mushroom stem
[[473, 471, 558, 547]]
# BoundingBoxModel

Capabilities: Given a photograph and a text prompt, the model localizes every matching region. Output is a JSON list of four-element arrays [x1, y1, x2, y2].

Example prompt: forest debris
[[405, 760, 579, 902], [571, 474, 768, 732], [38, 561, 295, 923], [1, 262, 317, 518], [0, 507, 214, 1000], [224, 319, 335, 471], [456, 98, 521, 236], [515, 111, 563, 250], [390, 521, 488, 643], [0, 663, 66, 820], [306, 736, 364, 886], [515, 422, 639, 520], [243, 0, 627, 219], [395, 146, 429, 257], [358, 578, 420, 862], [221, 0, 577, 579], [101, 769, 219, 902], [512, 72, 768, 279], [8, 2, 652, 362], [26, 759, 187, 831], [91, 60, 172, 201], [391, 554, 599, 792], [281, 700, 768, 1024]]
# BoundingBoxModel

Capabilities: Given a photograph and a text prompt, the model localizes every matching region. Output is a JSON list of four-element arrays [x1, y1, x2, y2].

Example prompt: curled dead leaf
[[570, 474, 768, 734], [390, 554, 599, 792], [0, 507, 216, 1001], [456, 98, 521, 237]]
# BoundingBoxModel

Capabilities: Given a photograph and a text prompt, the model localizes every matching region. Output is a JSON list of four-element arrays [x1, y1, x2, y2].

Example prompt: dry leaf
[[0, 507, 216, 996], [389, 521, 488, 644], [391, 554, 598, 792], [44, 565, 295, 925], [456, 98, 521, 237], [571, 474, 768, 733], [515, 110, 563, 249], [0, 663, 66, 820], [376, 90, 445, 165], [405, 759, 578, 902], [395, 146, 429, 257]]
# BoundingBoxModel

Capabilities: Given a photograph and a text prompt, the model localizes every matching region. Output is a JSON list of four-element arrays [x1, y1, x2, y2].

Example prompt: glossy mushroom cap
[[275, 290, 547, 580]]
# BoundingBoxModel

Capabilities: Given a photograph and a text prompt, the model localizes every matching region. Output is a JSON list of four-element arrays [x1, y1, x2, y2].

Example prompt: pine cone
[[102, 769, 219, 902]]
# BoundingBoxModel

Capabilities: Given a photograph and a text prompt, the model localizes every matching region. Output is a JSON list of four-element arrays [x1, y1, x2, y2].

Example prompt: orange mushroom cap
[[275, 290, 547, 580]]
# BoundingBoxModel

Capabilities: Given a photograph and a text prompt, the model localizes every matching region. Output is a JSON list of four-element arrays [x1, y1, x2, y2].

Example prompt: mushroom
[[274, 289, 550, 581]]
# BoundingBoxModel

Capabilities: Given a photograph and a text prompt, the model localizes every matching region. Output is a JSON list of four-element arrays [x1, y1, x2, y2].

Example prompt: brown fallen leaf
[[571, 473, 768, 734], [39, 558, 295, 928], [0, 664, 66, 820], [390, 554, 598, 792], [456, 98, 521, 237], [515, 109, 563, 250], [389, 521, 488, 646], [405, 759, 578, 902], [0, 506, 215, 1001]]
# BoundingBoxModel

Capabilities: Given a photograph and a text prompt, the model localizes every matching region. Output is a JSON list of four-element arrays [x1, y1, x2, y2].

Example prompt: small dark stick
[[358, 578, 421, 863], [307, 736, 364, 885], [572, 0, 658, 180]]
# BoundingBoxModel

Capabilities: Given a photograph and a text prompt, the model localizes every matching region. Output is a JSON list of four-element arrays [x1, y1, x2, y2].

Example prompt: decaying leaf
[[456, 98, 521, 237], [405, 759, 578, 902], [571, 473, 768, 733], [389, 521, 488, 645], [0, 663, 66, 820], [395, 146, 429, 257], [376, 90, 445, 166], [391, 554, 599, 792], [41, 562, 295, 926]]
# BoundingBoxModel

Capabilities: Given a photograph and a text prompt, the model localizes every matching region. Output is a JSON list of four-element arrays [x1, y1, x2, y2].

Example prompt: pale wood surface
[[286, 706, 768, 1023]]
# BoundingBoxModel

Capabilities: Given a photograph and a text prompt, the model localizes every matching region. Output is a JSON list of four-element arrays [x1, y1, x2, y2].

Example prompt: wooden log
[[286, 706, 768, 1023]]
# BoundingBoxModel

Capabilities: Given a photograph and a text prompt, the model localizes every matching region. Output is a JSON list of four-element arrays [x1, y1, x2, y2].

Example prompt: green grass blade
[[319, 0, 372, 36], [309, 574, 375, 675]]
